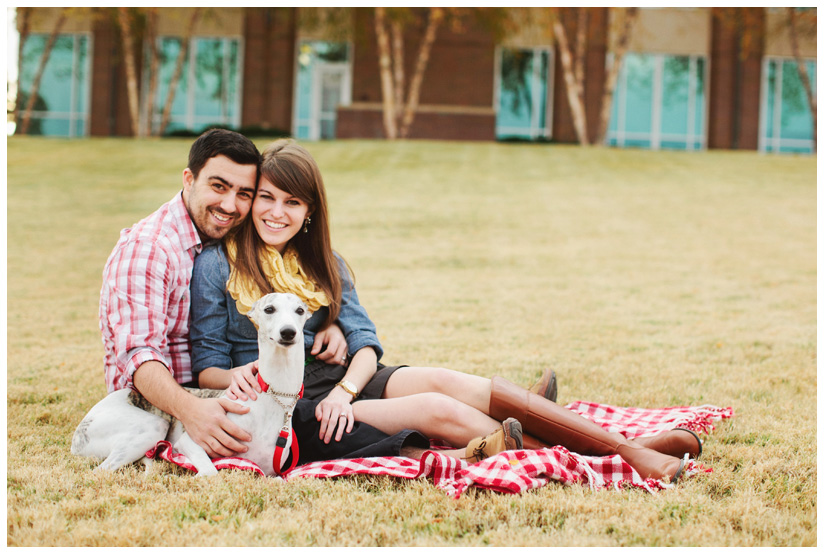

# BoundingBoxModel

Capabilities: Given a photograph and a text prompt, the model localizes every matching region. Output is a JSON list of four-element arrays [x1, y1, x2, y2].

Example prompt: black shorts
[[302, 358, 406, 402], [290, 398, 428, 466]]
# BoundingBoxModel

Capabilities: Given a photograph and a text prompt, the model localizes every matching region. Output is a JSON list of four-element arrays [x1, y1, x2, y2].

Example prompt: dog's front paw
[[194, 467, 219, 478]]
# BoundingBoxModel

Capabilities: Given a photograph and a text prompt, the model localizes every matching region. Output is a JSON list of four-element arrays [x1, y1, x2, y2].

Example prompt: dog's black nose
[[280, 327, 297, 342]]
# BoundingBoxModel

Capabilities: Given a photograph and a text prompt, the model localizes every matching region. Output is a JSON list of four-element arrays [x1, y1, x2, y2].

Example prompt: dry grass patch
[[6, 138, 816, 546]]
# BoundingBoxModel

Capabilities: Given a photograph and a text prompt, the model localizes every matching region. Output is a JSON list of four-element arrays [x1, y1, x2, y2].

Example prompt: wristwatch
[[336, 380, 358, 400]]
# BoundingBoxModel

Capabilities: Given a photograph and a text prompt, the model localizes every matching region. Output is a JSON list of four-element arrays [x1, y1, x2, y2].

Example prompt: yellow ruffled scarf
[[225, 238, 330, 316]]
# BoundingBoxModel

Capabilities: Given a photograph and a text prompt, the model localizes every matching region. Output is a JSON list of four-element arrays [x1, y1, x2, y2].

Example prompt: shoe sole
[[502, 417, 524, 450]]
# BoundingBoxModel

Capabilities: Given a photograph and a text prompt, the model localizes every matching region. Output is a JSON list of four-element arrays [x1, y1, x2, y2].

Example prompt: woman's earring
[[303, 216, 311, 233]]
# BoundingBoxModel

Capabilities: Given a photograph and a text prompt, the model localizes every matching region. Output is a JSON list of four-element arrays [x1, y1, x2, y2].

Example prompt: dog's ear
[[300, 301, 312, 323], [247, 297, 263, 329]]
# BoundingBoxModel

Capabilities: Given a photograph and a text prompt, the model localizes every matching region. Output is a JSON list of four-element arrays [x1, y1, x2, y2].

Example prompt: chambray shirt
[[189, 243, 384, 375]]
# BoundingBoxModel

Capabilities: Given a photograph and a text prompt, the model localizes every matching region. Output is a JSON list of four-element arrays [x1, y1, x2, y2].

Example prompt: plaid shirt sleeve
[[101, 236, 175, 392]]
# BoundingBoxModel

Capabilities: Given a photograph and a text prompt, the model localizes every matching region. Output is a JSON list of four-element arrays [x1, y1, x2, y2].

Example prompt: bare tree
[[116, 7, 142, 136], [374, 7, 398, 138], [157, 8, 201, 136], [553, 12, 590, 145], [552, 7, 639, 146], [142, 8, 160, 136], [19, 7, 69, 135], [373, 7, 447, 139], [596, 7, 639, 144], [13, 7, 32, 131], [398, 7, 443, 138]]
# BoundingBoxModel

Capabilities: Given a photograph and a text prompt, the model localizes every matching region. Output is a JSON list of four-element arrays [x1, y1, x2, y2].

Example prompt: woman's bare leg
[[383, 366, 493, 414], [351, 393, 499, 447]]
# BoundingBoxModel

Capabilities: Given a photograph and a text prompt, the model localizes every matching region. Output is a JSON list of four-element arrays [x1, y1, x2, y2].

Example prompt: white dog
[[71, 293, 311, 477]]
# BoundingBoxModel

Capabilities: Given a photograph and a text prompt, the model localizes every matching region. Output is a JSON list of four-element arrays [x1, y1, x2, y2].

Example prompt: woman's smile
[[252, 178, 310, 253]]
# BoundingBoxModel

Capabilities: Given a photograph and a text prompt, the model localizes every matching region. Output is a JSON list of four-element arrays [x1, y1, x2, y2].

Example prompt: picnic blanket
[[146, 402, 733, 498]]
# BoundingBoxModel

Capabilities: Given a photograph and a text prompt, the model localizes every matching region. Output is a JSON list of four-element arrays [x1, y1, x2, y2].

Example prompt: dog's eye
[[264, 306, 275, 314], [296, 307, 305, 315]]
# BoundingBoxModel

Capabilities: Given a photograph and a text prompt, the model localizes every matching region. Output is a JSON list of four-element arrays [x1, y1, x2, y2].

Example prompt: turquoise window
[[293, 41, 350, 140], [496, 47, 552, 140], [761, 58, 816, 154], [607, 53, 706, 150], [150, 37, 242, 135], [17, 33, 90, 137]]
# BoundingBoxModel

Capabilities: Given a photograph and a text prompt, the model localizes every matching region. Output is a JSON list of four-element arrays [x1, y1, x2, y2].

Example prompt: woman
[[190, 140, 701, 481]]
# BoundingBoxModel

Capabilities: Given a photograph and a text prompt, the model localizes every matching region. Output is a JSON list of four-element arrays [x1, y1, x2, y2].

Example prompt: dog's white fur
[[71, 293, 310, 477]]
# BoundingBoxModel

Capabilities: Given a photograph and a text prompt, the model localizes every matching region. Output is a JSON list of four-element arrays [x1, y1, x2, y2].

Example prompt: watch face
[[339, 380, 357, 396]]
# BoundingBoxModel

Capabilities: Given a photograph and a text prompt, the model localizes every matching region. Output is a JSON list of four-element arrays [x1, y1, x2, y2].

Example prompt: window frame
[[18, 32, 93, 138], [291, 39, 354, 141], [145, 35, 245, 135], [493, 45, 555, 141], [758, 55, 816, 154], [607, 52, 709, 151]]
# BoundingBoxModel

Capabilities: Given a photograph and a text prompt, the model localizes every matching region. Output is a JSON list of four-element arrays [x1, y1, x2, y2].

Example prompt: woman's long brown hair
[[227, 139, 344, 328]]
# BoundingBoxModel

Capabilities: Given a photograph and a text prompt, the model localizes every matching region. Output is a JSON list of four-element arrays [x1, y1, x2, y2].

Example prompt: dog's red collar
[[256, 373, 304, 399], [255, 372, 303, 475]]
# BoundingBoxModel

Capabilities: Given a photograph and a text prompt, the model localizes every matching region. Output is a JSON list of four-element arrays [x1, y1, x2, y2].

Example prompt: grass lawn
[[6, 137, 816, 546]]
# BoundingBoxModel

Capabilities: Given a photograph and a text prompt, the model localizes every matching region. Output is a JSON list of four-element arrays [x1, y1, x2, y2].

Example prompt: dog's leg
[[173, 433, 219, 477], [95, 430, 165, 473], [142, 456, 155, 475]]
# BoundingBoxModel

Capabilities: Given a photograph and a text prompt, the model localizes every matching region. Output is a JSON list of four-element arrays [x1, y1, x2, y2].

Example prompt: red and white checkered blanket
[[146, 402, 733, 497]]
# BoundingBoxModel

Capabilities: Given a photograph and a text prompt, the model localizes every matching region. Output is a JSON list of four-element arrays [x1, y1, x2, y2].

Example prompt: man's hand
[[133, 360, 252, 459], [179, 396, 253, 458], [311, 323, 348, 365]]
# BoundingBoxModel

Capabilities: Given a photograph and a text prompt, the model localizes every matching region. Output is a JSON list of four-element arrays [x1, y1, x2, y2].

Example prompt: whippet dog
[[71, 293, 310, 477]]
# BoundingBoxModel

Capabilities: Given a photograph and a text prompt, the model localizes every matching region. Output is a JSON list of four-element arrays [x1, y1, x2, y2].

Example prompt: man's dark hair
[[187, 128, 261, 180]]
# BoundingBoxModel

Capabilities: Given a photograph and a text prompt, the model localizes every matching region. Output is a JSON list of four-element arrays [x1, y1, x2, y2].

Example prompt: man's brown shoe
[[463, 418, 523, 463], [528, 369, 558, 403]]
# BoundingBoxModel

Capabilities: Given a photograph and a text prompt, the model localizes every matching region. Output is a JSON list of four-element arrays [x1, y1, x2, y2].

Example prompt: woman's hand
[[315, 386, 355, 443], [226, 360, 260, 401], [311, 323, 348, 366]]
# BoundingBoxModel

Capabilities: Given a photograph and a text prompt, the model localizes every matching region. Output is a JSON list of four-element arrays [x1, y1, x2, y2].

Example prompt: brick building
[[13, 7, 817, 153]]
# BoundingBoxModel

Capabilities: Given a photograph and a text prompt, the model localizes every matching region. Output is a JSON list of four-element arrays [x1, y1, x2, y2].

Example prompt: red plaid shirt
[[100, 193, 203, 392]]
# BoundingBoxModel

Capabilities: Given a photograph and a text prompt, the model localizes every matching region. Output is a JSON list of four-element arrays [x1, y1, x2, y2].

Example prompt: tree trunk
[[399, 7, 443, 139], [19, 8, 69, 135], [574, 8, 587, 86], [391, 21, 405, 124], [595, 7, 639, 144], [14, 7, 32, 131], [142, 8, 160, 136], [116, 7, 142, 137], [158, 8, 201, 136], [553, 16, 590, 145], [374, 7, 398, 139], [787, 8, 816, 152]]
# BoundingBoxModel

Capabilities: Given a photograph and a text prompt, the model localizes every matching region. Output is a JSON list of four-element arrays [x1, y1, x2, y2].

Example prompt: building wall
[[339, 7, 497, 140], [619, 8, 711, 56], [764, 8, 817, 57], [708, 7, 765, 150], [550, 7, 608, 144], [88, 15, 131, 137], [242, 7, 296, 133], [15, 7, 817, 149]]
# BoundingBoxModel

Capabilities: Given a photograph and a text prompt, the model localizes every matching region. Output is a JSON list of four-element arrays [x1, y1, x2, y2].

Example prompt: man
[[99, 128, 430, 465], [100, 129, 260, 457]]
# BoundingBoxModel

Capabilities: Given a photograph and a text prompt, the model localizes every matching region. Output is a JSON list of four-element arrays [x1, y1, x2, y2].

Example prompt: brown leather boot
[[528, 369, 558, 403], [630, 429, 702, 459], [488, 377, 685, 482], [462, 418, 523, 463]]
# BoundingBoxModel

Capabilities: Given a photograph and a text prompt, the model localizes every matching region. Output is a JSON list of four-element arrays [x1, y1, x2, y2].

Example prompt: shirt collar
[[170, 191, 202, 255]]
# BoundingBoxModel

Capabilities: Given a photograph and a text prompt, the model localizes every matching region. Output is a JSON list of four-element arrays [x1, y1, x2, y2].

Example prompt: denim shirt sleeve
[[335, 255, 384, 361], [190, 244, 234, 374]]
